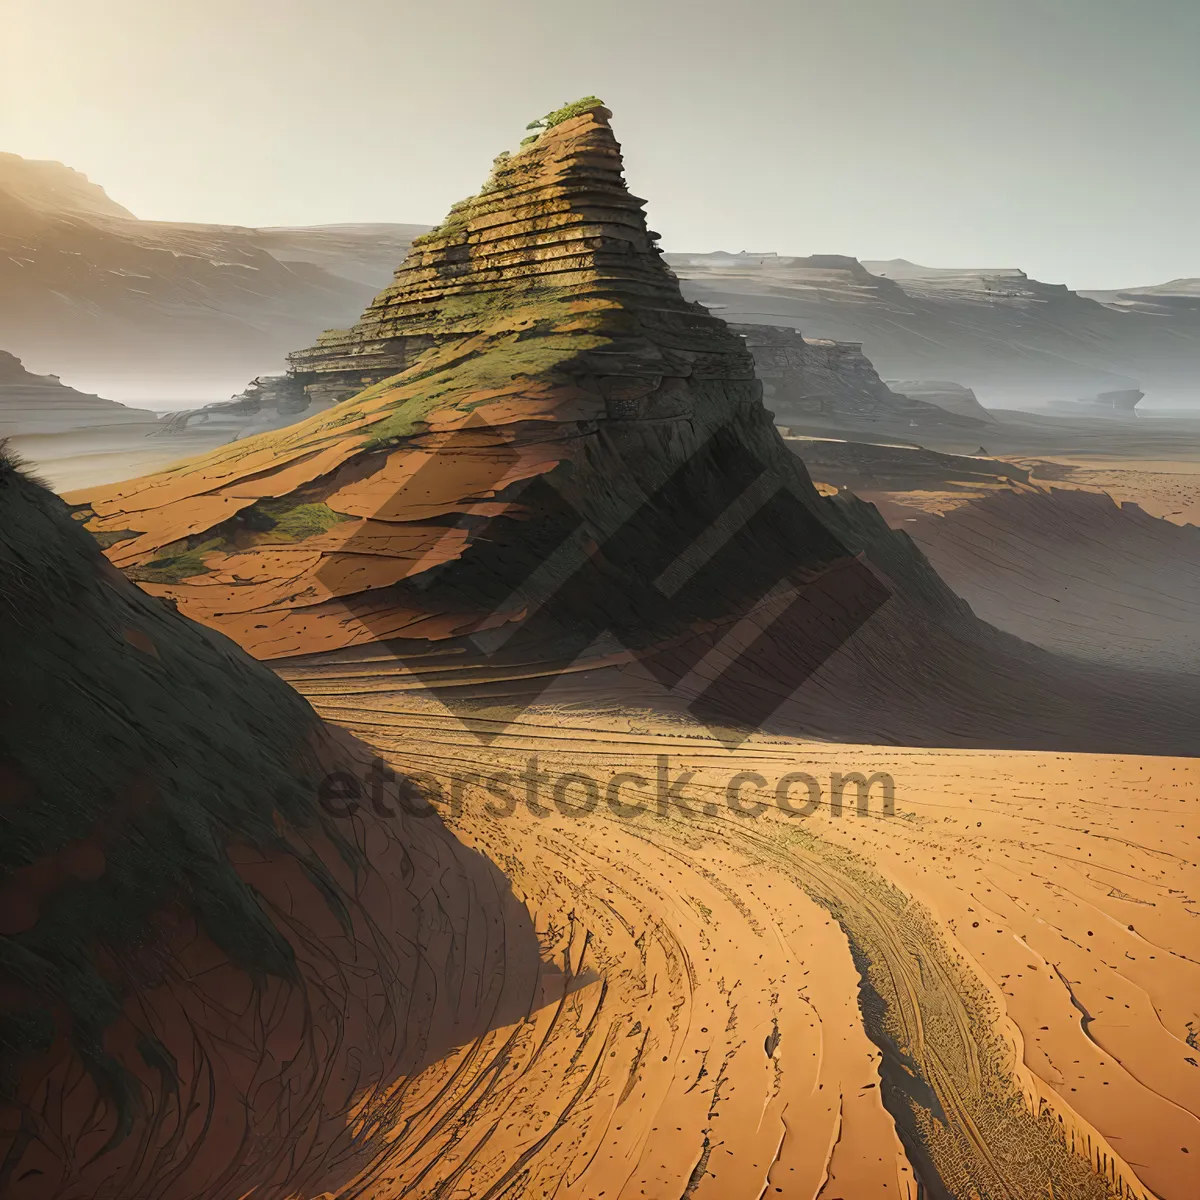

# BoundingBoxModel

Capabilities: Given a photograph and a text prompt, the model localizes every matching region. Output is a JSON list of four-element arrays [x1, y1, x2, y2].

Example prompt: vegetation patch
[[247, 499, 353, 543], [87, 528, 140, 550], [526, 95, 605, 132], [128, 537, 223, 583], [411, 196, 477, 247]]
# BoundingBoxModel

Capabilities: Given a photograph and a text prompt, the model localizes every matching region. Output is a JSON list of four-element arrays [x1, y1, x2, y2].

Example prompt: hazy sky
[[4, 0, 1198, 289]]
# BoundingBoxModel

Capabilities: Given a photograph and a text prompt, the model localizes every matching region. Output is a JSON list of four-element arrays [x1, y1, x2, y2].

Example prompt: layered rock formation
[[0, 350, 156, 435], [668, 251, 1200, 411], [69, 102, 1200, 763], [284, 106, 740, 409], [731, 322, 985, 434], [154, 372, 317, 438]]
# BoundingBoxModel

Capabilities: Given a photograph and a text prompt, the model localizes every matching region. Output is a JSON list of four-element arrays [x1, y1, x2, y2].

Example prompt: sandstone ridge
[[68, 101, 1200, 758]]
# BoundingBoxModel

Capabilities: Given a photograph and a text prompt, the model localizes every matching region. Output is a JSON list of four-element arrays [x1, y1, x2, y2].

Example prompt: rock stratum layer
[[46, 102, 1200, 1200], [731, 322, 986, 435], [72, 104, 1199, 756]]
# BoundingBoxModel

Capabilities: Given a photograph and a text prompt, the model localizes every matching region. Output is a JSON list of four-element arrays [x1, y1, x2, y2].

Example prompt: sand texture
[[6, 102, 1197, 1199]]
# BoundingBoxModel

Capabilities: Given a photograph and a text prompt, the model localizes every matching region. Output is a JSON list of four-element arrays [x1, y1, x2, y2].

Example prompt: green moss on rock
[[526, 95, 605, 132]]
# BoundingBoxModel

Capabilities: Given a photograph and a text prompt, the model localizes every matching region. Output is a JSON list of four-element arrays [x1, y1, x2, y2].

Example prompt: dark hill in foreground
[[0, 446, 536, 1198]]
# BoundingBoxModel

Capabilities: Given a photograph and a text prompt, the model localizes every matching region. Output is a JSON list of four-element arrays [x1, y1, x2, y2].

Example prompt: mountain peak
[[72, 104, 861, 666], [287, 99, 746, 405]]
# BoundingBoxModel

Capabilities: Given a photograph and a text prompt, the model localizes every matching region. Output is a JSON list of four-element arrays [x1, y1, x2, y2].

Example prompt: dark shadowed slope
[[0, 445, 542, 1200]]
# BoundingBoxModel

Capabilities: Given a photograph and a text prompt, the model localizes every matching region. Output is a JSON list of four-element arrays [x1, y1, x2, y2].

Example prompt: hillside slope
[[0, 153, 426, 403], [0, 444, 538, 1198], [69, 104, 1200, 762], [49, 101, 1200, 1200]]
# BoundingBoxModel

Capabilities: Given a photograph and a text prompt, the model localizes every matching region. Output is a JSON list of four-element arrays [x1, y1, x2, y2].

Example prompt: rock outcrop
[[731, 323, 985, 433], [885, 379, 997, 424], [154, 372, 316, 438], [285, 100, 741, 409], [0, 350, 156, 435], [67, 101, 1200, 758]]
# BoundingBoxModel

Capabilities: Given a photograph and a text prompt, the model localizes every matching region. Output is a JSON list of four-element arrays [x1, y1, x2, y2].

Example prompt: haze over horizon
[[4, 0, 1199, 291]]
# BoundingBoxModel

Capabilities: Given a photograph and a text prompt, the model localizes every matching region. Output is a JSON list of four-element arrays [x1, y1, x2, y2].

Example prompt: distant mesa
[[884, 378, 997, 424], [0, 151, 136, 220], [668, 249, 1200, 410], [1080, 277, 1200, 316], [0, 349, 156, 435], [1047, 386, 1144, 419], [0, 151, 429, 404], [862, 258, 1029, 281]]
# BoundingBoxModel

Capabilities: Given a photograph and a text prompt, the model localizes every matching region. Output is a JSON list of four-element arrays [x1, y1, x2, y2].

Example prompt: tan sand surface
[[250, 659, 1200, 1199], [1021, 457, 1200, 527]]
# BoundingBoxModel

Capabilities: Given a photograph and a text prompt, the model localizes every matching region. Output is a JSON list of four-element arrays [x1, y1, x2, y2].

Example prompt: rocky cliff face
[[0, 350, 156, 435], [731, 322, 985, 434], [669, 251, 1200, 410], [68, 102, 1200, 756], [286, 102, 751, 408]]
